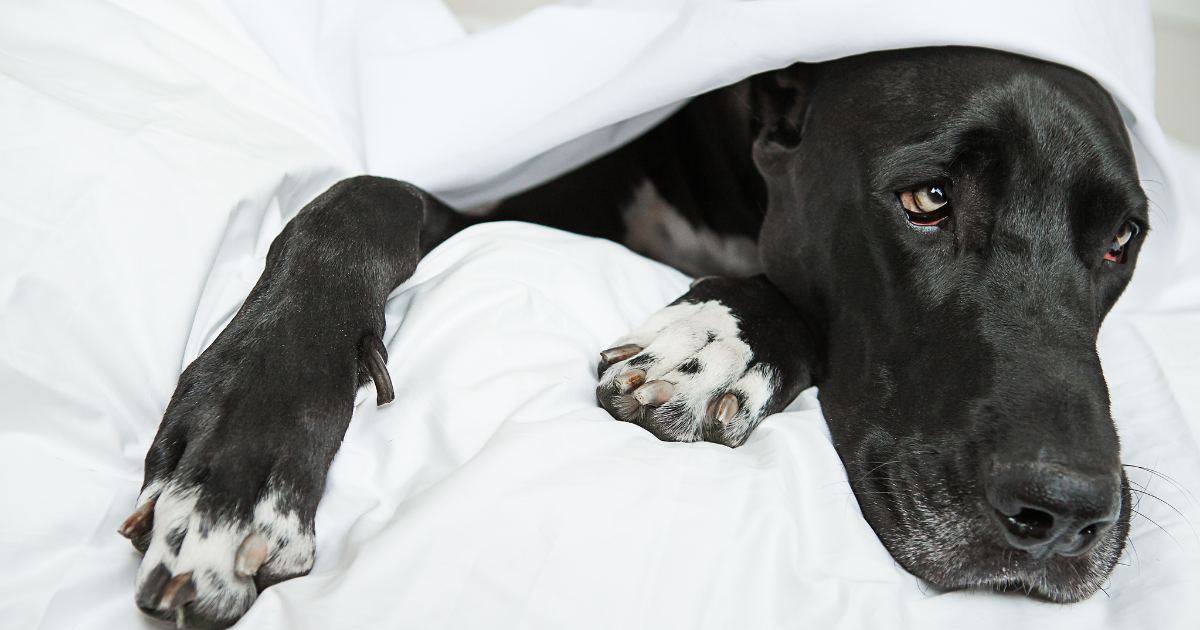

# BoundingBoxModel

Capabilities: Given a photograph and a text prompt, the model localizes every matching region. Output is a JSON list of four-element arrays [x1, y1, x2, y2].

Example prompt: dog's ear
[[751, 63, 814, 170]]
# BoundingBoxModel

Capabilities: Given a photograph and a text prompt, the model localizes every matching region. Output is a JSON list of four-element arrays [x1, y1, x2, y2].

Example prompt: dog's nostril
[[1039, 519, 1115, 557], [984, 458, 1121, 557], [1067, 519, 1112, 553], [999, 508, 1054, 541]]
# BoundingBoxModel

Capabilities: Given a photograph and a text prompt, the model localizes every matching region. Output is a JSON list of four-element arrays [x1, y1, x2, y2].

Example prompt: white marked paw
[[122, 480, 315, 628], [121, 294, 377, 626], [596, 300, 777, 447]]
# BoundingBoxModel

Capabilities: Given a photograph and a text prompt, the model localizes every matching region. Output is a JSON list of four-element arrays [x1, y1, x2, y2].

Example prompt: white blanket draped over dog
[[2, 0, 1200, 628]]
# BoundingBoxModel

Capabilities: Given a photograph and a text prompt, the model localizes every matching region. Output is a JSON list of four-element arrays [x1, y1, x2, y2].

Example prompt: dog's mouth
[[848, 438, 1131, 603]]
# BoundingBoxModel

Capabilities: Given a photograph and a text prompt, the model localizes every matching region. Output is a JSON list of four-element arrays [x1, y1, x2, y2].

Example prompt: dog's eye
[[900, 185, 951, 226], [1104, 221, 1139, 264]]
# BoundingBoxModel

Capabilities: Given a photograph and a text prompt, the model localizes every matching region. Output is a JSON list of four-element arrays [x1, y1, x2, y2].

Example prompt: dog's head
[[755, 47, 1146, 601]]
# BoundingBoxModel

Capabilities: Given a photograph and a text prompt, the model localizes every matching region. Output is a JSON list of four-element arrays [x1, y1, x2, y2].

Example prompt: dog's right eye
[[1104, 221, 1139, 264], [899, 185, 952, 226]]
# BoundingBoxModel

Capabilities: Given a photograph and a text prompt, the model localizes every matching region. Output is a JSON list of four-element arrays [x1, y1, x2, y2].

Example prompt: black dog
[[120, 46, 1146, 627]]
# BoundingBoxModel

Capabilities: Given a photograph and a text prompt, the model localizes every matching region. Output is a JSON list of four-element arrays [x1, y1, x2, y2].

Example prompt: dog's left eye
[[1104, 221, 1139, 264], [900, 185, 951, 226]]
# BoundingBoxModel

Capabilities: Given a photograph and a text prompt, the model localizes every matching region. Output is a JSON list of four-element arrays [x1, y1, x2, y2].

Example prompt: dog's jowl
[[124, 47, 1147, 627]]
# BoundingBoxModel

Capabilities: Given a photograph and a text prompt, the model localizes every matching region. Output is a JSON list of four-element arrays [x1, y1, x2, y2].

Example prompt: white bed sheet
[[2, 0, 1199, 628]]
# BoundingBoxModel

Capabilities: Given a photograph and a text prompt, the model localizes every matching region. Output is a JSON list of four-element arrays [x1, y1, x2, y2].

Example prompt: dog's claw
[[360, 334, 394, 406], [599, 344, 643, 377], [615, 369, 647, 394], [633, 380, 674, 406], [601, 344, 643, 364], [715, 393, 739, 424], [120, 497, 157, 552], [118, 497, 156, 541], [158, 572, 196, 611], [234, 533, 270, 577]]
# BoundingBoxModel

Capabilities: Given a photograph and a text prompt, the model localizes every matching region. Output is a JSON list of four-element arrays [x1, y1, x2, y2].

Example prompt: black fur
[[130, 46, 1147, 627]]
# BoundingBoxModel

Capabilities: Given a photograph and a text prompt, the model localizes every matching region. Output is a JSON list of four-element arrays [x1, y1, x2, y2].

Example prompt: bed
[[3, 0, 1199, 628]]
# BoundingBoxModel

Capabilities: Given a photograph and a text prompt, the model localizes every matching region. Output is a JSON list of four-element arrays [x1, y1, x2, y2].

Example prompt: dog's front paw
[[121, 480, 314, 629], [118, 321, 380, 627], [596, 299, 778, 447]]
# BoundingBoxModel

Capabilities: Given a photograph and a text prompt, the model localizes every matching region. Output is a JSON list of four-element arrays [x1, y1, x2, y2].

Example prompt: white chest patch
[[620, 180, 761, 278]]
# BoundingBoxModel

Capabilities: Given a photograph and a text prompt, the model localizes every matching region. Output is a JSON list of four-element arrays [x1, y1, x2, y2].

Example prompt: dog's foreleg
[[122, 176, 466, 629]]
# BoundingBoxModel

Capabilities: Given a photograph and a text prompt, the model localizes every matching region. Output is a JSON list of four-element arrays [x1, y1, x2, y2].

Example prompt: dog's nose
[[984, 459, 1121, 558]]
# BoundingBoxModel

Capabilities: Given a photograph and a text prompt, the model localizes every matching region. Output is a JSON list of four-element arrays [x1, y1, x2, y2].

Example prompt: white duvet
[[2, 0, 1199, 628]]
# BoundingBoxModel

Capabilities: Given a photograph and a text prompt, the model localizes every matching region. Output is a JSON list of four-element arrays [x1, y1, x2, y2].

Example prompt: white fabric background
[[2, 0, 1199, 628]]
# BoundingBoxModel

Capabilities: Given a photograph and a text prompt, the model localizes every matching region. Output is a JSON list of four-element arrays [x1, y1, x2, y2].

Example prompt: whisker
[[1131, 508, 1182, 550], [1126, 536, 1140, 572], [1131, 487, 1145, 512], [854, 459, 905, 484], [1127, 488, 1198, 543], [1123, 464, 1197, 505]]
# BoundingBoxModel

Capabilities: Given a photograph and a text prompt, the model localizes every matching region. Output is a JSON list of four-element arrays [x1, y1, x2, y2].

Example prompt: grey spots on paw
[[125, 482, 315, 628], [596, 300, 777, 447], [676, 359, 702, 374], [166, 525, 186, 556], [626, 353, 656, 369]]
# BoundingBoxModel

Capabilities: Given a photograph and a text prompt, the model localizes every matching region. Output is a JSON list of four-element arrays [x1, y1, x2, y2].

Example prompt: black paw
[[596, 300, 779, 447]]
